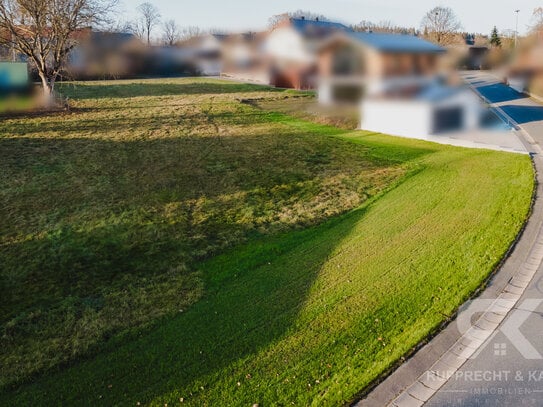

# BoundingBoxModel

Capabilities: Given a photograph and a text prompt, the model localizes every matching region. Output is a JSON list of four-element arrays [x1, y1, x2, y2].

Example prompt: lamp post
[[515, 9, 520, 49]]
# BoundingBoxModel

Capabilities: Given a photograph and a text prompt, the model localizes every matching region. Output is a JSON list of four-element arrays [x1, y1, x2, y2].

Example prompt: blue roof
[[91, 31, 136, 43], [349, 32, 444, 53], [416, 84, 460, 101], [290, 18, 351, 34]]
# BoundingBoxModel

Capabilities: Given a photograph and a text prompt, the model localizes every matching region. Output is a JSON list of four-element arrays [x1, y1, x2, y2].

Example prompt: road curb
[[355, 74, 543, 407]]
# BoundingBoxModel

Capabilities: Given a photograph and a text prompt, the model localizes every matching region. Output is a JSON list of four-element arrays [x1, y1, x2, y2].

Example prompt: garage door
[[433, 106, 463, 133]]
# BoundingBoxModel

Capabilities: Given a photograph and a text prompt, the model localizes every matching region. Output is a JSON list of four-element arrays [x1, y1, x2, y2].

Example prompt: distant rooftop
[[211, 33, 229, 41], [290, 17, 351, 34], [349, 32, 444, 53], [90, 31, 137, 43]]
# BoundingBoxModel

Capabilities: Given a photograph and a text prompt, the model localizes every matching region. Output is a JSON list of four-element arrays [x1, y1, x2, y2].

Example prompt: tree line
[[120, 2, 218, 46]]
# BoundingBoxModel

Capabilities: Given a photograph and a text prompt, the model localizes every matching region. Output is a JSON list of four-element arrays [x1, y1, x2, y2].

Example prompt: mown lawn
[[0, 78, 534, 406]]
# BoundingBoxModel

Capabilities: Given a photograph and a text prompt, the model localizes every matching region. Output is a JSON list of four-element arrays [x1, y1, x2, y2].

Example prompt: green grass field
[[0, 78, 534, 405]]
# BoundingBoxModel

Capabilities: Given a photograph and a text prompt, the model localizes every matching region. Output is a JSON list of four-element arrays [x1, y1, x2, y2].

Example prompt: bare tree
[[179, 26, 205, 41], [420, 6, 462, 45], [0, 0, 116, 101], [107, 19, 134, 34], [129, 20, 145, 40], [353, 20, 418, 35], [136, 2, 160, 45], [162, 19, 180, 46], [532, 7, 543, 32]]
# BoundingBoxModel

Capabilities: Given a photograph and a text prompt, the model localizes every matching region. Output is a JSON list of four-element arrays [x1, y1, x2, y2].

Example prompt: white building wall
[[361, 100, 432, 139], [360, 87, 484, 139], [508, 78, 526, 93], [318, 81, 333, 105], [264, 28, 313, 65]]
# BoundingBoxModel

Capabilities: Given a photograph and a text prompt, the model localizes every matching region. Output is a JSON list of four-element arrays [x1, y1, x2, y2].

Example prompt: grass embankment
[[0, 78, 534, 405]]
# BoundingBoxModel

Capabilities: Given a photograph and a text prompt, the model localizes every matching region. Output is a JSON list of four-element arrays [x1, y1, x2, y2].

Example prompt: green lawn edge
[[1, 129, 534, 406]]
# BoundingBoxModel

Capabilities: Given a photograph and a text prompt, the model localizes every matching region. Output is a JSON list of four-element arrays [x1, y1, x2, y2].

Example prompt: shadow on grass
[[0, 133, 378, 209], [0, 109, 313, 137], [2, 201, 369, 405], [57, 81, 281, 100], [2, 93, 340, 138], [339, 131, 438, 164], [0, 133, 437, 404]]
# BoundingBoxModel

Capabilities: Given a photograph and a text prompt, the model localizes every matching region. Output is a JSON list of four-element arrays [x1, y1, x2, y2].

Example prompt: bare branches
[[353, 20, 418, 35], [180, 26, 204, 41], [136, 2, 160, 45], [532, 7, 543, 33], [0, 0, 117, 98], [421, 6, 462, 45], [162, 19, 179, 46]]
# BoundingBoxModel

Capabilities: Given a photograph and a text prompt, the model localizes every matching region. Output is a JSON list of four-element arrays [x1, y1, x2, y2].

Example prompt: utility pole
[[515, 9, 520, 49]]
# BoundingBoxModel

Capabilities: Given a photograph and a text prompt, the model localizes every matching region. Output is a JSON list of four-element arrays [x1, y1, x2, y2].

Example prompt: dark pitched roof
[[290, 18, 351, 35], [349, 32, 444, 53], [211, 33, 229, 41], [90, 31, 136, 45]]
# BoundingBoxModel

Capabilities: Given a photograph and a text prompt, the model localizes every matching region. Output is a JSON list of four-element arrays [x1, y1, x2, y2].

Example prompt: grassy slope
[[0, 78, 407, 389], [0, 78, 534, 405]]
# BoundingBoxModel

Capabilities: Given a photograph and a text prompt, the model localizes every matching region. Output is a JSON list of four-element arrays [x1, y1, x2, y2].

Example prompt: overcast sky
[[121, 0, 541, 36]]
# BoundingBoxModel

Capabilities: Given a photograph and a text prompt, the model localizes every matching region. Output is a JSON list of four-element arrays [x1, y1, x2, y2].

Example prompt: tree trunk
[[38, 73, 54, 107]]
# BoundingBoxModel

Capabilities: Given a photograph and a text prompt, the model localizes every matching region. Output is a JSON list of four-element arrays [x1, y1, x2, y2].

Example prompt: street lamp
[[515, 9, 520, 49]]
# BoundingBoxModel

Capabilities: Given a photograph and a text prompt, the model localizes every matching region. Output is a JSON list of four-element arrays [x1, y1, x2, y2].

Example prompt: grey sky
[[121, 0, 541, 35]]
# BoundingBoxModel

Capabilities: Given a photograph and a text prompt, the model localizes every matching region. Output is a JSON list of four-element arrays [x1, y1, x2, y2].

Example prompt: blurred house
[[465, 33, 476, 46], [467, 46, 489, 70], [221, 32, 269, 83], [507, 31, 543, 97], [67, 30, 145, 79], [317, 31, 481, 137], [360, 84, 481, 137], [318, 32, 444, 104], [5, 26, 211, 80], [217, 16, 352, 89], [0, 62, 28, 94], [2, 26, 149, 80], [178, 33, 227, 76], [184, 16, 352, 89], [263, 17, 352, 89]]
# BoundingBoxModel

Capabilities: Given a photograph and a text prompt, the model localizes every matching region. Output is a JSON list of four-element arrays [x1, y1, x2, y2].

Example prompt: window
[[332, 45, 364, 75]]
